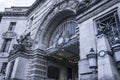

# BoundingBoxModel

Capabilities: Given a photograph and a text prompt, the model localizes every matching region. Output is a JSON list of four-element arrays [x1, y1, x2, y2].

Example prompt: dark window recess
[[96, 11, 120, 46], [0, 63, 7, 74], [0, 15, 2, 23], [1, 39, 12, 52], [47, 66, 59, 79], [8, 22, 16, 31], [28, 16, 34, 29], [67, 68, 72, 80]]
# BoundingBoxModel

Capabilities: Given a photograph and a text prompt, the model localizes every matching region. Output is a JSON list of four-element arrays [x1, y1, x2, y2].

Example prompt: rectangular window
[[67, 68, 72, 80], [28, 17, 34, 29], [0, 63, 7, 74], [95, 10, 120, 46], [8, 22, 16, 31], [8, 61, 15, 79], [0, 15, 2, 23], [1, 39, 12, 52]]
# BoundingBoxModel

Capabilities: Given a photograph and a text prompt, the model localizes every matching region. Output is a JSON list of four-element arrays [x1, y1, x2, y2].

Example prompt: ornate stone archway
[[35, 0, 79, 49]]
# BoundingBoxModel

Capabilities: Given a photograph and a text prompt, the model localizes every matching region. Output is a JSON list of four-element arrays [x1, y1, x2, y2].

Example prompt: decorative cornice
[[112, 43, 120, 52], [0, 0, 109, 17], [0, 12, 27, 16], [8, 49, 46, 61], [77, 0, 101, 13], [0, 0, 44, 16], [26, 0, 44, 15], [77, 0, 119, 23], [8, 51, 30, 61]]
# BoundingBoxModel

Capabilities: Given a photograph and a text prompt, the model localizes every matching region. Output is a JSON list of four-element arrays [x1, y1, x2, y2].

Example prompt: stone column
[[97, 34, 120, 80], [5, 62, 12, 80], [27, 49, 47, 80], [7, 51, 30, 80], [10, 57, 29, 80], [0, 63, 3, 71]]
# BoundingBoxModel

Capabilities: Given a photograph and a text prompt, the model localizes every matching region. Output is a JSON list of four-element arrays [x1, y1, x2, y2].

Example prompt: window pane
[[96, 11, 120, 46], [0, 63, 7, 73], [49, 20, 77, 47], [8, 22, 16, 31], [1, 39, 12, 52]]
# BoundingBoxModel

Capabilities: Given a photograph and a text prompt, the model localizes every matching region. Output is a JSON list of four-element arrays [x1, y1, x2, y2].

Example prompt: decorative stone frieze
[[42, 0, 79, 29], [1, 12, 27, 16], [43, 0, 79, 24], [78, 0, 101, 12], [2, 31, 17, 39]]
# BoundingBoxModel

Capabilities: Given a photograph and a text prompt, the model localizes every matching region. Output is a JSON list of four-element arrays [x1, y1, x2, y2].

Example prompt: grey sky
[[0, 0, 36, 11]]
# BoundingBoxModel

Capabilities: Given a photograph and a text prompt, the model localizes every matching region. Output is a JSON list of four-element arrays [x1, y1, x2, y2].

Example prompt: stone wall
[[78, 1, 120, 80]]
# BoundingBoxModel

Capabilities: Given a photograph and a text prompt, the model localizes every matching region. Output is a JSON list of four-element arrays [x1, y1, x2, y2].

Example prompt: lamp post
[[112, 37, 120, 69], [87, 48, 97, 80]]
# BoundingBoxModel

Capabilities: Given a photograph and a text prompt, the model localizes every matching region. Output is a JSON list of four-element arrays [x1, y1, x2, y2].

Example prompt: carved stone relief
[[36, 0, 102, 49], [40, 0, 79, 46], [2, 31, 17, 39], [12, 32, 34, 52], [78, 0, 100, 12], [96, 11, 120, 46]]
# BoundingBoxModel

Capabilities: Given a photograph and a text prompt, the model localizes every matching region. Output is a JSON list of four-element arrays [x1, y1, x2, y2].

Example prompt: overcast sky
[[0, 0, 36, 11]]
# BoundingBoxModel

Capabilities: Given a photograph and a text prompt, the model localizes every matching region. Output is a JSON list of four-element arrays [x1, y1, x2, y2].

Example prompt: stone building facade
[[0, 0, 120, 80]]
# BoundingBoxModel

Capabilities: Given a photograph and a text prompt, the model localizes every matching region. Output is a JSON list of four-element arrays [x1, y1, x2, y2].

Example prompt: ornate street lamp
[[112, 37, 120, 62], [87, 48, 97, 68], [86, 48, 97, 80]]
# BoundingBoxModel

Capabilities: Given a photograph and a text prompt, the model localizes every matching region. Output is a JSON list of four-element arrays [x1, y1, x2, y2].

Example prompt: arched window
[[49, 20, 78, 47]]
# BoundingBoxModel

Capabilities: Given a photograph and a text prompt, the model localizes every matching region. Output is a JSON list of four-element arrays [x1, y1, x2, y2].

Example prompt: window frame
[[8, 22, 16, 31], [49, 19, 78, 47], [94, 8, 120, 47], [1, 39, 12, 52]]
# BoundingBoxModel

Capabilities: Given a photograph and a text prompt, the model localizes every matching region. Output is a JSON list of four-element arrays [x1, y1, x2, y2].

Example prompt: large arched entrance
[[42, 10, 80, 80]]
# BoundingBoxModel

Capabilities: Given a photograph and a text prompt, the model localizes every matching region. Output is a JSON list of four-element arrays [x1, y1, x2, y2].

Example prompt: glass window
[[0, 63, 7, 74], [96, 11, 120, 46], [49, 20, 77, 47], [1, 39, 12, 52], [8, 22, 16, 31], [0, 15, 2, 23]]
